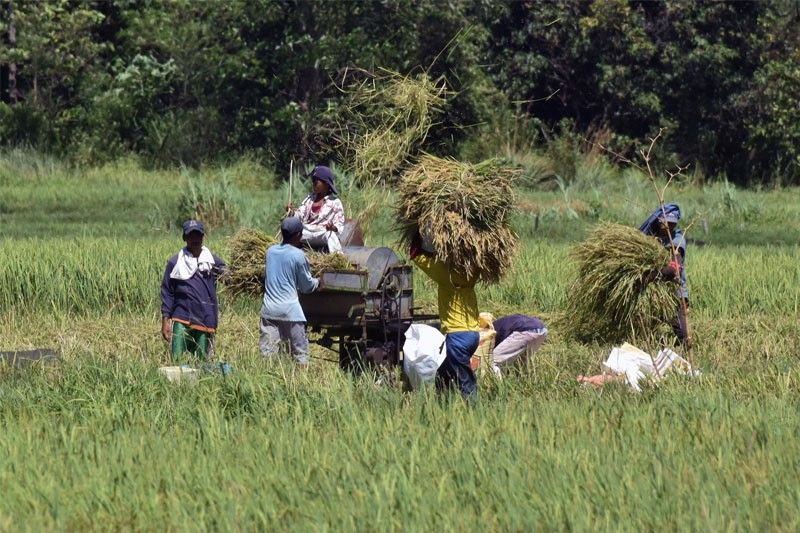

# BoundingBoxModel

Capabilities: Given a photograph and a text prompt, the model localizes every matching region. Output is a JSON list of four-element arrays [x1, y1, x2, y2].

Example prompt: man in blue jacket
[[639, 203, 690, 349], [160, 220, 226, 363], [259, 217, 320, 366]]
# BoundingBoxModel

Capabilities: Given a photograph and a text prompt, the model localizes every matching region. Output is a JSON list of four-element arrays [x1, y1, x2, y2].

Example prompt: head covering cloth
[[639, 203, 681, 235]]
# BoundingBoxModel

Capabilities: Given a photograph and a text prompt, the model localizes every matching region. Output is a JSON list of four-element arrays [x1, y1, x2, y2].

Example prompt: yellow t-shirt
[[413, 254, 479, 334]]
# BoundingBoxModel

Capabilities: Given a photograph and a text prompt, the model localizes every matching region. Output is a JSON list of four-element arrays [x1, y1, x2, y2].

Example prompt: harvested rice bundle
[[563, 222, 680, 343], [221, 228, 276, 298], [337, 69, 449, 182], [306, 250, 354, 277], [397, 155, 519, 283], [221, 228, 355, 298]]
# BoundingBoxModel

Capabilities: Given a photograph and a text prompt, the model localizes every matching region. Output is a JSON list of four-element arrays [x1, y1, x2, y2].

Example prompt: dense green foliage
[[2, 1, 799, 183]]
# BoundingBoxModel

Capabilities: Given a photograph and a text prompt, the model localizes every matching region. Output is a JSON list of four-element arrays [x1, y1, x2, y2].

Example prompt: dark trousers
[[672, 299, 690, 349], [436, 331, 480, 398]]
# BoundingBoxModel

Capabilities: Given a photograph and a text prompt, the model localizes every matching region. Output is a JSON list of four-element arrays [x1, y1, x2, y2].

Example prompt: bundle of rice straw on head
[[397, 155, 520, 284], [221, 228, 354, 298], [562, 222, 680, 343]]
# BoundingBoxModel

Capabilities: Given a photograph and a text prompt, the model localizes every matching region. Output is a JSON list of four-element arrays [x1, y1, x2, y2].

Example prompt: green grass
[[2, 366, 799, 530], [2, 149, 800, 530], [1, 313, 799, 530]]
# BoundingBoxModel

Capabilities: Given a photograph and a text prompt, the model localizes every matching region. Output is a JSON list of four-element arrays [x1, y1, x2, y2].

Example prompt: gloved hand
[[659, 259, 681, 281]]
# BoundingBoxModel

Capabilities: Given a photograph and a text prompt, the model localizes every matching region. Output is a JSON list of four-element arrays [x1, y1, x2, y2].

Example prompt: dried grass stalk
[[306, 250, 354, 277], [396, 155, 520, 283], [220, 229, 276, 298], [563, 222, 680, 343], [221, 228, 355, 298], [337, 69, 449, 182]]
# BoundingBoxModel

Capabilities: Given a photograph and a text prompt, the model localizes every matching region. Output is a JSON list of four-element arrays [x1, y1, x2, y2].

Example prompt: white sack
[[603, 343, 695, 392], [403, 324, 446, 390]]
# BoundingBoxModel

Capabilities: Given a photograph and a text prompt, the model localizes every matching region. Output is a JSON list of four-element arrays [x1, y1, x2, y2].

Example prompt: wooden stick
[[288, 159, 294, 208]]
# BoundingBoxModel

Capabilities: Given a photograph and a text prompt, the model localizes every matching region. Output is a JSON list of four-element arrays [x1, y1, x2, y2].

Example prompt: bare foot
[[576, 374, 606, 387]]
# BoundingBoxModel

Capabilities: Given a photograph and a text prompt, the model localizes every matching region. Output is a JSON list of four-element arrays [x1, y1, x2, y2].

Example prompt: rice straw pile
[[337, 68, 449, 182], [397, 155, 520, 283], [306, 250, 354, 277], [563, 222, 680, 342], [221, 228, 354, 298]]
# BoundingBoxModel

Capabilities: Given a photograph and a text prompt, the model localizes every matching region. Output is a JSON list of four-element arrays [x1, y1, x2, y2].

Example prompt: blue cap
[[310, 165, 338, 195], [281, 216, 303, 237], [182, 219, 205, 235]]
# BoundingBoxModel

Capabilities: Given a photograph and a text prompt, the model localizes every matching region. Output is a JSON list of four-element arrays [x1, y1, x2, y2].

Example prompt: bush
[[176, 171, 239, 228]]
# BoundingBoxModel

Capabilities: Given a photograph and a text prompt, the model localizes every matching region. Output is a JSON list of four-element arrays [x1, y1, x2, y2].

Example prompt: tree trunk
[[1, 0, 18, 105]]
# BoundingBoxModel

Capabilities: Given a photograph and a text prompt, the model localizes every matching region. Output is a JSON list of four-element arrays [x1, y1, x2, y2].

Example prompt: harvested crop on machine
[[306, 250, 354, 277], [336, 68, 449, 182], [221, 228, 354, 298], [396, 155, 520, 283], [563, 222, 680, 343]]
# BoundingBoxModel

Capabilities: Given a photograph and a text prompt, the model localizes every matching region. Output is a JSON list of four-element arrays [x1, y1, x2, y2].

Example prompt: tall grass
[[0, 349, 799, 530], [0, 237, 797, 319], [0, 238, 181, 314]]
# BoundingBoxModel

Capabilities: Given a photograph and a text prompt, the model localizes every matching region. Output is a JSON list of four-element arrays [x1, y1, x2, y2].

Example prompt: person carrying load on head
[[286, 165, 345, 253], [409, 233, 480, 399], [160, 220, 226, 364], [639, 202, 690, 349], [259, 217, 320, 367], [484, 313, 548, 377]]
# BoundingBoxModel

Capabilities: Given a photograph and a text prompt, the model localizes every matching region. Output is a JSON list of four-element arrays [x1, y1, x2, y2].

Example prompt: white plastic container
[[158, 366, 199, 385]]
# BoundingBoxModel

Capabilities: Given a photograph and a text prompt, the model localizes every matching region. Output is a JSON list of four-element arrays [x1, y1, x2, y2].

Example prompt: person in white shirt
[[287, 165, 345, 253]]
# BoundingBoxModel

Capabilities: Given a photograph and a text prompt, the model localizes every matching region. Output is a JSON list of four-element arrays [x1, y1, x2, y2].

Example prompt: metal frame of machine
[[299, 246, 438, 372]]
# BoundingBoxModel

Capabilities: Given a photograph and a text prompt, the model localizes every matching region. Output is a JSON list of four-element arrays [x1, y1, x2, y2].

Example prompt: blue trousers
[[437, 331, 480, 398]]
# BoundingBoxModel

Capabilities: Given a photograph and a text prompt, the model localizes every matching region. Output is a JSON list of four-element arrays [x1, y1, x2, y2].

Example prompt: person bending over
[[489, 314, 548, 376]]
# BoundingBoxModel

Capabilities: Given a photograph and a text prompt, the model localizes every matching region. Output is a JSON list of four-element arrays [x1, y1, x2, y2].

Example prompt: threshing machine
[[299, 246, 437, 371]]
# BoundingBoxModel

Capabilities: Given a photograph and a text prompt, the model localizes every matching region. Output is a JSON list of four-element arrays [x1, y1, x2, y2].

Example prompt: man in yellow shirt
[[410, 235, 480, 398]]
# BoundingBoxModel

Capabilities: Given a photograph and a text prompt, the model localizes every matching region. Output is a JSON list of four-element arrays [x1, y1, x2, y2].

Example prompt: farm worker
[[576, 343, 697, 392], [639, 203, 690, 348], [287, 165, 345, 253], [160, 220, 226, 364], [409, 233, 480, 399], [488, 313, 548, 377], [259, 216, 320, 366]]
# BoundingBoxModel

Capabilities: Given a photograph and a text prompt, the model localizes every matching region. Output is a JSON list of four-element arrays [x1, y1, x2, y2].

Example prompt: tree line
[[1, 0, 798, 184]]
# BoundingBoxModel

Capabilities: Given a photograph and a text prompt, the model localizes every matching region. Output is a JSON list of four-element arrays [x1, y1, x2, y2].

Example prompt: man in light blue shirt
[[259, 217, 320, 365]]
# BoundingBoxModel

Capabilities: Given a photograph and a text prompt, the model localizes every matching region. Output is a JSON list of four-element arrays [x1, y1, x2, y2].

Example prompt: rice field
[[1, 151, 800, 530]]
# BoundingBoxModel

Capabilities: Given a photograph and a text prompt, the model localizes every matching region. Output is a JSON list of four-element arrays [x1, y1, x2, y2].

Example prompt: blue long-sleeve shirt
[[160, 251, 226, 330], [261, 243, 319, 322]]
